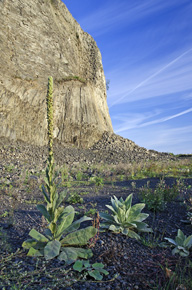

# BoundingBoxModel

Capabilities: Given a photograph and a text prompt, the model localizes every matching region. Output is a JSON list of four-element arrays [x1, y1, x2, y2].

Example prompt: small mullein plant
[[164, 229, 192, 257], [100, 194, 152, 240], [22, 77, 97, 264]]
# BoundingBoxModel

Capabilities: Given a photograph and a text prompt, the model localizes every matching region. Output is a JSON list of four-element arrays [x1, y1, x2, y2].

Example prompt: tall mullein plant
[[44, 76, 58, 236], [22, 77, 97, 261]]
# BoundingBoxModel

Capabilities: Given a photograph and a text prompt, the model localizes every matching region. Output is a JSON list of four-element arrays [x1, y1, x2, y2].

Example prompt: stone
[[0, 0, 113, 148]]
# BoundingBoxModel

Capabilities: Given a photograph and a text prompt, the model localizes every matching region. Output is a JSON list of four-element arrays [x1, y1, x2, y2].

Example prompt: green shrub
[[139, 180, 166, 212], [73, 260, 109, 280]]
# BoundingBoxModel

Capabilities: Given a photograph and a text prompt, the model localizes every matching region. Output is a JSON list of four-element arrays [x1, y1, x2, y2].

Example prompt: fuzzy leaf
[[49, 222, 57, 234], [27, 247, 43, 257], [164, 237, 177, 246], [62, 216, 92, 236], [106, 204, 117, 215], [128, 203, 146, 221], [92, 263, 104, 269], [56, 206, 75, 237], [99, 212, 115, 223], [61, 226, 97, 246], [134, 221, 152, 232], [59, 247, 92, 264], [172, 247, 179, 255], [175, 236, 184, 246], [88, 270, 103, 280], [44, 228, 52, 239], [56, 190, 68, 208], [29, 229, 48, 243], [37, 204, 51, 222], [73, 260, 83, 272], [110, 197, 119, 213], [54, 207, 65, 222], [127, 230, 141, 240], [124, 194, 133, 209], [74, 248, 93, 259], [44, 240, 61, 260], [177, 229, 185, 242], [22, 239, 37, 249], [42, 184, 50, 203], [109, 224, 121, 233], [99, 268, 109, 275], [184, 235, 192, 248]]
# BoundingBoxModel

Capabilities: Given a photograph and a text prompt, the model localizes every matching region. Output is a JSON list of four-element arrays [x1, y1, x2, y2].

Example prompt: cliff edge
[[0, 0, 113, 147]]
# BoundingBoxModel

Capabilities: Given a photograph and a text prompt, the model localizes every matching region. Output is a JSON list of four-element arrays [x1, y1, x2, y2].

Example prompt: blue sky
[[63, 0, 192, 154]]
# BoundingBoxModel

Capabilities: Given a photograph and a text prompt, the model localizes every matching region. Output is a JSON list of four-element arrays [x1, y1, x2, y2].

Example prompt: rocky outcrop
[[0, 0, 113, 147]]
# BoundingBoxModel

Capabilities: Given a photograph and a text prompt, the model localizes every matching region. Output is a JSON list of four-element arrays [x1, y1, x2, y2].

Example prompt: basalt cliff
[[0, 0, 113, 147]]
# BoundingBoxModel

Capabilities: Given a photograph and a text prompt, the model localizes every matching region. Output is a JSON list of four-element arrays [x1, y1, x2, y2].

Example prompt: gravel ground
[[0, 139, 192, 289]]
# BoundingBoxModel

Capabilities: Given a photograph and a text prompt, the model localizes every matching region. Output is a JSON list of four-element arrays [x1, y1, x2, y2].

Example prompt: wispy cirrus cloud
[[78, 0, 190, 37], [63, 0, 192, 154], [108, 48, 192, 107], [120, 124, 192, 154], [114, 107, 192, 133]]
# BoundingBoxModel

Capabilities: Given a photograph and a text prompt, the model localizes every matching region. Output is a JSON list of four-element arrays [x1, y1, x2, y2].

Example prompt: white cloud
[[122, 125, 192, 154], [108, 48, 192, 107]]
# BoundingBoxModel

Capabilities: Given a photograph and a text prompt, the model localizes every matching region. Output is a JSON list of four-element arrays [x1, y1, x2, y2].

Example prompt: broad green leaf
[[127, 230, 141, 240], [114, 215, 121, 225], [56, 190, 68, 208], [73, 248, 93, 259], [122, 228, 128, 235], [27, 247, 43, 257], [177, 229, 185, 242], [73, 260, 83, 272], [54, 206, 65, 222], [62, 216, 92, 236], [172, 247, 179, 255], [123, 221, 137, 228], [125, 207, 131, 220], [44, 228, 52, 237], [22, 239, 37, 249], [109, 224, 120, 233], [44, 176, 50, 187], [92, 263, 104, 269], [134, 221, 152, 232], [44, 240, 61, 260], [110, 197, 119, 213], [132, 213, 149, 223], [49, 222, 57, 235], [184, 235, 192, 248], [61, 226, 97, 246], [128, 203, 146, 221], [37, 204, 51, 222], [56, 206, 75, 237], [99, 268, 109, 275], [88, 270, 103, 280], [175, 236, 184, 246], [180, 251, 189, 257], [58, 247, 78, 264], [42, 184, 50, 203], [99, 212, 115, 223], [164, 238, 177, 246], [100, 223, 111, 229], [124, 194, 133, 209], [106, 205, 117, 215], [52, 189, 58, 213], [59, 248, 93, 262], [29, 229, 48, 243], [177, 246, 186, 250]]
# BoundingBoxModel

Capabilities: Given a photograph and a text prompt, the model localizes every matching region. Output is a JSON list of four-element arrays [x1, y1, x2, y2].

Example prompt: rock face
[[0, 0, 113, 147]]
